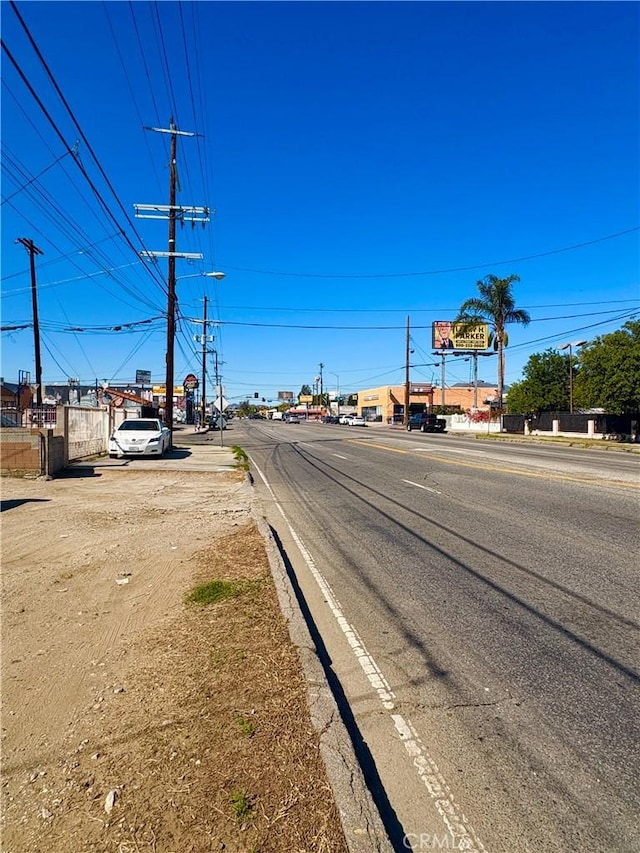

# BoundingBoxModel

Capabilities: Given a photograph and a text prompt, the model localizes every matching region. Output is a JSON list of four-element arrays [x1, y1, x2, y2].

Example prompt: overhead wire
[[102, 1, 163, 195], [1, 150, 165, 314], [5, 2, 169, 296], [220, 226, 640, 279], [1, 146, 74, 205], [1, 79, 155, 291]]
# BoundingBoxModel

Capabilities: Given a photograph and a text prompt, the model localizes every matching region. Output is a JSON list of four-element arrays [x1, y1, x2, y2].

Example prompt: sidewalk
[[1, 439, 390, 852]]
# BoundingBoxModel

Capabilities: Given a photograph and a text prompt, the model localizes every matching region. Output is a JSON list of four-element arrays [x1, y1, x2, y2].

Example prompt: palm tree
[[454, 274, 530, 407]]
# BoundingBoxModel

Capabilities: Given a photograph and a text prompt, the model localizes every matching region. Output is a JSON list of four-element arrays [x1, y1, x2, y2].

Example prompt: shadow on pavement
[[1, 498, 50, 512], [270, 525, 408, 853]]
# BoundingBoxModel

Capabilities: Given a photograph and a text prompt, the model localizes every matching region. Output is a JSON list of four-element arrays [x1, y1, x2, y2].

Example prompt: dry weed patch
[[2, 518, 348, 853]]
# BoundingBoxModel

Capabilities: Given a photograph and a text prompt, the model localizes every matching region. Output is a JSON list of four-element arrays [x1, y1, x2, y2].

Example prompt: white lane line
[[334, 453, 348, 459], [392, 715, 485, 852], [413, 447, 467, 454], [402, 479, 441, 495], [251, 457, 485, 851]]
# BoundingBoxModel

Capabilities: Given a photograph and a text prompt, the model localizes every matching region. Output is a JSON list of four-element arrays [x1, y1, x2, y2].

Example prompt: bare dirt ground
[[0, 467, 348, 852]]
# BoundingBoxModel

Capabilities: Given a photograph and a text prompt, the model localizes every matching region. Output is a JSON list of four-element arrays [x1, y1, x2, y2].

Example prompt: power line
[[221, 226, 640, 279], [1, 146, 74, 205], [103, 1, 163, 195], [4, 3, 169, 295], [179, 297, 639, 315], [205, 306, 638, 331]]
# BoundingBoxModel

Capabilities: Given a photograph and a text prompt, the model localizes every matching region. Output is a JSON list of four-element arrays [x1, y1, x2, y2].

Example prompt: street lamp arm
[[176, 271, 225, 281]]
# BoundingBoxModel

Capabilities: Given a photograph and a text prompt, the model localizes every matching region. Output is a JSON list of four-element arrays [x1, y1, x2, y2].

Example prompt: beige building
[[356, 382, 499, 423]]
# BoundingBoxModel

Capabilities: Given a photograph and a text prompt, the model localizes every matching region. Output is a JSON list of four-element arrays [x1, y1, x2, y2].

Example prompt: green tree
[[455, 274, 530, 408], [506, 349, 569, 413], [298, 384, 312, 399], [574, 320, 640, 413]]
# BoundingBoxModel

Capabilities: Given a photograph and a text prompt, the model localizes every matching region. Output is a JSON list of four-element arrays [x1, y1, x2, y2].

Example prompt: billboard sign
[[183, 373, 199, 390], [278, 391, 294, 400], [136, 370, 152, 385], [432, 321, 489, 350]]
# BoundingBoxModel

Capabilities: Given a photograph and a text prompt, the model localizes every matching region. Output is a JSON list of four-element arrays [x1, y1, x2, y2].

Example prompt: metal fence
[[0, 406, 58, 427]]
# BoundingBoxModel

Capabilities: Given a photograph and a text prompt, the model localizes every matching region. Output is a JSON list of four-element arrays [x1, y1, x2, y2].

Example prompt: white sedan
[[345, 415, 367, 427], [109, 418, 170, 458]]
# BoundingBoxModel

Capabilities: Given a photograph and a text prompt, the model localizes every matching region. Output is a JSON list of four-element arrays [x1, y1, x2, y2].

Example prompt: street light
[[557, 340, 587, 414], [176, 270, 226, 281]]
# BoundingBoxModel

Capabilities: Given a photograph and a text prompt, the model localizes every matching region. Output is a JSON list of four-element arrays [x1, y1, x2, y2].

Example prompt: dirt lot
[[0, 466, 348, 852]]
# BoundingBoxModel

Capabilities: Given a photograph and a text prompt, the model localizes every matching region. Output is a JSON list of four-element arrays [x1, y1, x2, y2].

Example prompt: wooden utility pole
[[16, 238, 44, 409], [191, 297, 214, 424], [135, 118, 210, 447], [201, 295, 208, 421], [165, 127, 178, 435], [213, 349, 224, 448], [404, 315, 410, 425]]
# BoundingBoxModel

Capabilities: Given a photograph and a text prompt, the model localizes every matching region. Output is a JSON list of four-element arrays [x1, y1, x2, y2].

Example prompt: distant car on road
[[207, 414, 227, 430], [109, 418, 170, 458], [345, 415, 366, 427], [406, 413, 446, 433], [321, 415, 339, 424], [284, 414, 302, 424]]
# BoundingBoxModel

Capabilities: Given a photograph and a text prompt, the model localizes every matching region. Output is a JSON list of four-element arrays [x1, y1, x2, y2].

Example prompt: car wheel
[[406, 425, 411, 431], [421, 424, 427, 432]]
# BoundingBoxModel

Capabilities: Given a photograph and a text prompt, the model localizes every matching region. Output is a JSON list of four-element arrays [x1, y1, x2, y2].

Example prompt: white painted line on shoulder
[[402, 479, 441, 495], [392, 715, 486, 853], [250, 457, 484, 851]]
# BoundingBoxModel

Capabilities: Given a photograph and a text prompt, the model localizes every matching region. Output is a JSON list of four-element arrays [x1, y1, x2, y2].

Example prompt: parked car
[[406, 413, 446, 433], [321, 415, 339, 424], [109, 418, 170, 457], [338, 413, 354, 424], [346, 415, 366, 427], [207, 414, 227, 430]]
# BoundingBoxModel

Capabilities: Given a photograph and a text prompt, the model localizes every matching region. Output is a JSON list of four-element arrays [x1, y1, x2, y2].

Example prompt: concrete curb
[[252, 509, 394, 853]]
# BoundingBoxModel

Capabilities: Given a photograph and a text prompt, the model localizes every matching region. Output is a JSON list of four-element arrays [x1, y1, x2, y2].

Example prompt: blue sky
[[2, 0, 638, 404]]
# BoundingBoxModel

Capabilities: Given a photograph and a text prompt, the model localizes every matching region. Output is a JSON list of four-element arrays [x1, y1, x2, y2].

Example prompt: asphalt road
[[235, 419, 640, 853]]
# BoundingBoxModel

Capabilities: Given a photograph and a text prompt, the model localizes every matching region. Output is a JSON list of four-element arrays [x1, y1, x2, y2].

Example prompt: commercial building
[[355, 382, 500, 423]]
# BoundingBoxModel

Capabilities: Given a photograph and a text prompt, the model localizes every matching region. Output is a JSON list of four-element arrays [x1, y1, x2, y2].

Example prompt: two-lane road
[[235, 419, 639, 852]]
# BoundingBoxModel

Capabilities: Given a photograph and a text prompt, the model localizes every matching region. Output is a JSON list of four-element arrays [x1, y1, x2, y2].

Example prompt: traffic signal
[[254, 392, 259, 398]]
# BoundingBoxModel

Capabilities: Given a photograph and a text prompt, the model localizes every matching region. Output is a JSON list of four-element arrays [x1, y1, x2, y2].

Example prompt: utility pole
[[319, 362, 324, 406], [472, 352, 478, 409], [165, 126, 178, 436], [201, 295, 208, 421], [404, 315, 410, 425], [16, 238, 43, 411], [213, 349, 224, 448], [431, 351, 448, 409], [192, 296, 214, 423], [135, 118, 210, 447]]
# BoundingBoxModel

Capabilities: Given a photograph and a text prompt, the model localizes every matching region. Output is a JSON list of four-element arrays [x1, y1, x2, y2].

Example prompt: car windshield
[[118, 420, 160, 432]]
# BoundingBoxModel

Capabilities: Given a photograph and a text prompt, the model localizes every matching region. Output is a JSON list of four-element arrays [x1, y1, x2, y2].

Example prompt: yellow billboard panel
[[152, 385, 185, 395], [299, 395, 313, 403], [432, 321, 489, 350]]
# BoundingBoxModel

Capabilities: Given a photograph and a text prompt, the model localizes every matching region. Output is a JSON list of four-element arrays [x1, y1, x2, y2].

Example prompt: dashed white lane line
[[251, 457, 485, 852], [334, 453, 348, 459], [402, 478, 441, 495]]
